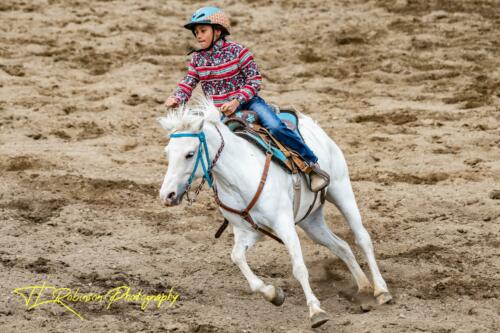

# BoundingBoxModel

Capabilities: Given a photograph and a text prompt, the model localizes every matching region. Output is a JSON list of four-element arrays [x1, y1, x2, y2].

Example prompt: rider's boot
[[309, 162, 330, 192]]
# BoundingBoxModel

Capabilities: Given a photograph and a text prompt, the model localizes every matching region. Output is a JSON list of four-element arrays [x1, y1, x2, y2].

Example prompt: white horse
[[158, 99, 392, 328]]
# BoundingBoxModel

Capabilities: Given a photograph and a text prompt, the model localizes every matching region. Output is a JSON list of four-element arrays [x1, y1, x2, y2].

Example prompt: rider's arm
[[232, 47, 262, 105], [171, 58, 200, 105]]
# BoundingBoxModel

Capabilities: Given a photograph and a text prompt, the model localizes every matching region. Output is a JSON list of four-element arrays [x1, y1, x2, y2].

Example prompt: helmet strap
[[208, 26, 216, 50]]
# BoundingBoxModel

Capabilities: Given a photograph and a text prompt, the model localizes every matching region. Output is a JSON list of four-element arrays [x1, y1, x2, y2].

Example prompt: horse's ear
[[193, 118, 204, 131], [198, 96, 221, 124], [157, 117, 177, 136], [205, 106, 221, 124]]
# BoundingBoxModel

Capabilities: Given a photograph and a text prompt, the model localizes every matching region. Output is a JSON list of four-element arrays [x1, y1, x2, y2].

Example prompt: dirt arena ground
[[0, 0, 499, 332]]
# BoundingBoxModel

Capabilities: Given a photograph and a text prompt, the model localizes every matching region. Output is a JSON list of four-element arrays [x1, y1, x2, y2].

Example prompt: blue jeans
[[236, 96, 318, 164]]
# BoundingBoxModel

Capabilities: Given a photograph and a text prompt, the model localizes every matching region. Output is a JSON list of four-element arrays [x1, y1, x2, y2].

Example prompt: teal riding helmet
[[184, 6, 231, 35]]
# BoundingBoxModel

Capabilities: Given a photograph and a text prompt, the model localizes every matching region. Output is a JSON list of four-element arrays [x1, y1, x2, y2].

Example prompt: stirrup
[[309, 164, 330, 192]]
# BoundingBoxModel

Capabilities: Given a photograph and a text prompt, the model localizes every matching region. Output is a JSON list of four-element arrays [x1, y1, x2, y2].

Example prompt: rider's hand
[[220, 99, 240, 116], [165, 96, 179, 108]]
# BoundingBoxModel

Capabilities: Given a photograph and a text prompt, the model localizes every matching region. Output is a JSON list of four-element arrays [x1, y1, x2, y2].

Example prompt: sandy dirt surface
[[1, 0, 499, 332]]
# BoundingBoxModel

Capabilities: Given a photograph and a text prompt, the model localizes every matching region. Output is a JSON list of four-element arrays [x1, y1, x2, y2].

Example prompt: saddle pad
[[224, 108, 304, 173]]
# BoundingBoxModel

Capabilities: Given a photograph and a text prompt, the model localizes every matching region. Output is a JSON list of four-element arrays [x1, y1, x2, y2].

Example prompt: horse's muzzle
[[160, 189, 185, 207]]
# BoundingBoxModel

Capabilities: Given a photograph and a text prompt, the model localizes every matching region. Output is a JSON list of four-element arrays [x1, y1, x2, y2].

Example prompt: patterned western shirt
[[171, 39, 262, 107]]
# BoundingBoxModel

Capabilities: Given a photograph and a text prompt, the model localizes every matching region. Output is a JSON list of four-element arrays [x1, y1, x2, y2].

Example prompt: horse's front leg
[[273, 216, 329, 328], [231, 225, 285, 306]]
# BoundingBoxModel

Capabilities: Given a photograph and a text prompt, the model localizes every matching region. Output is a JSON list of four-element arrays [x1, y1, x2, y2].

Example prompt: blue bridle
[[169, 131, 214, 188]]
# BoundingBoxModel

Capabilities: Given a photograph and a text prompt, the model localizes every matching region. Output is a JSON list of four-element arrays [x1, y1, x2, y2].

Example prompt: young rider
[[165, 7, 329, 192]]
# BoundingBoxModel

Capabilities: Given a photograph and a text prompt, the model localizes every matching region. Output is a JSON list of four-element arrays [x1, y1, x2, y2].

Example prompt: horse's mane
[[158, 96, 220, 135]]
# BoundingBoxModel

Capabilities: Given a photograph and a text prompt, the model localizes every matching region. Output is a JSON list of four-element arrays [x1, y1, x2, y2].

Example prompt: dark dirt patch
[[443, 75, 500, 109], [0, 64, 25, 76], [489, 190, 500, 200], [0, 155, 51, 171], [1, 156, 34, 171], [380, 244, 445, 260], [1, 198, 67, 224], [353, 171, 449, 185], [17, 174, 158, 206], [298, 47, 325, 63], [376, 0, 500, 20], [420, 275, 499, 300], [350, 111, 418, 125], [76, 121, 105, 140], [26, 256, 69, 274], [50, 130, 72, 140], [123, 93, 149, 106]]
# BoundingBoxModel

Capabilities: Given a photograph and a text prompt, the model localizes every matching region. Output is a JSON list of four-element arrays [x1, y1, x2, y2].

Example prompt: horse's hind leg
[[298, 208, 372, 294], [231, 225, 285, 306], [326, 178, 392, 305]]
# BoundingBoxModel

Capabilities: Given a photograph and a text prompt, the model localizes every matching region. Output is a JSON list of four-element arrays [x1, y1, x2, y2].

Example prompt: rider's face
[[194, 25, 221, 49]]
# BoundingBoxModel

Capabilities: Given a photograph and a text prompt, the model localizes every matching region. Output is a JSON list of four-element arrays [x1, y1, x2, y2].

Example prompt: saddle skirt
[[223, 105, 310, 174]]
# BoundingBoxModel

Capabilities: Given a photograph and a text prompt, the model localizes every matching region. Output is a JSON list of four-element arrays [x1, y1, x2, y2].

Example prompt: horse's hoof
[[310, 312, 329, 328], [360, 303, 374, 312], [375, 292, 393, 305], [270, 286, 285, 306]]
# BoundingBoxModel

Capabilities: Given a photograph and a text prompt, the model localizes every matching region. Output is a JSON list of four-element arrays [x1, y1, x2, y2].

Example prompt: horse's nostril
[[167, 192, 176, 199]]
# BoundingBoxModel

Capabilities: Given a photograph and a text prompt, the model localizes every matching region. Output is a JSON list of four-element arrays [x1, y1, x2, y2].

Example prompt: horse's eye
[[185, 151, 195, 159]]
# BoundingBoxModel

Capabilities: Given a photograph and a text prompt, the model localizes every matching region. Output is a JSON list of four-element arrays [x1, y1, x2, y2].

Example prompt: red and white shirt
[[172, 39, 262, 107]]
